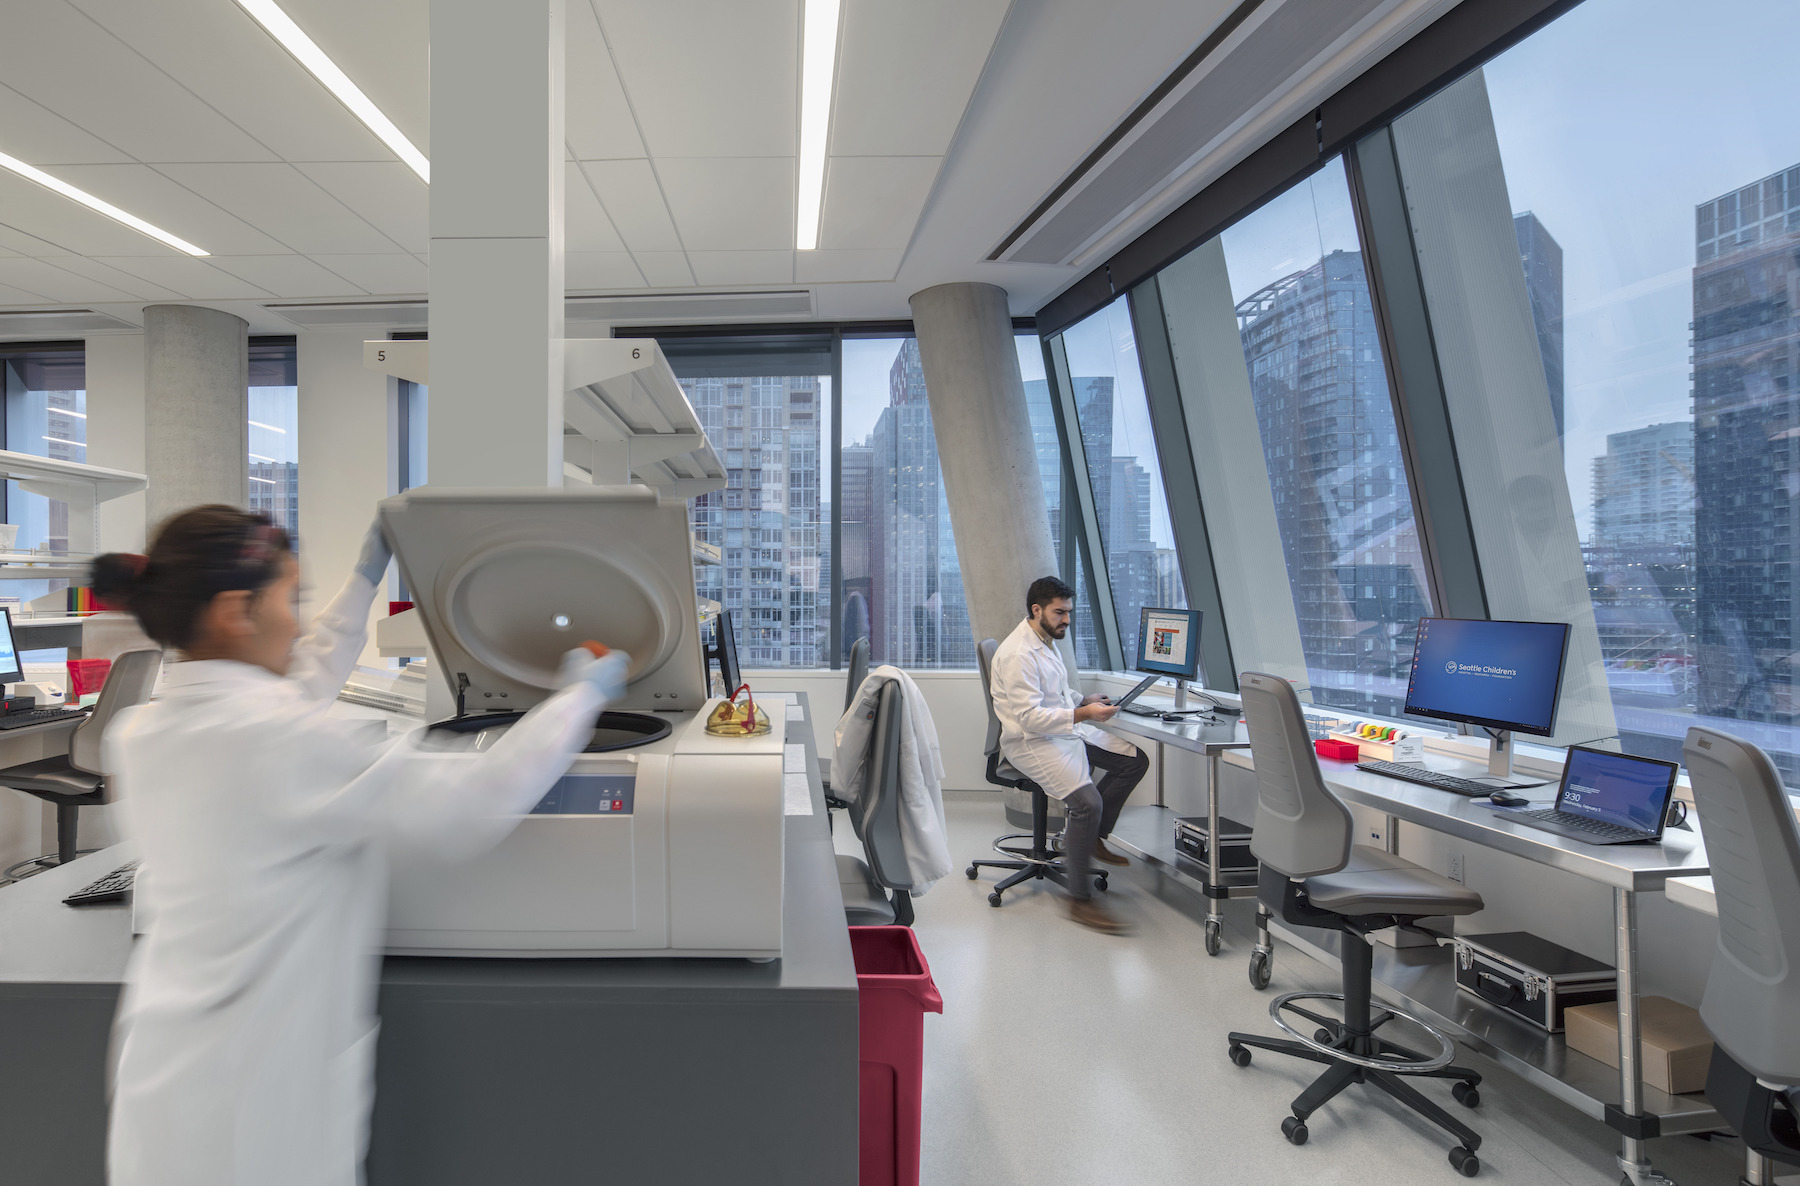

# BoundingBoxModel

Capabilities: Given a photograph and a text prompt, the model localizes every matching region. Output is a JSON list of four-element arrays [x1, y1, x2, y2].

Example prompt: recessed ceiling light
[[234, 0, 430, 184], [795, 0, 842, 251], [0, 150, 210, 256]]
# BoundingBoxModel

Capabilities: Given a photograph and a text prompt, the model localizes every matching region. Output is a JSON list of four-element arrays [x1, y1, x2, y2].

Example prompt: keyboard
[[1512, 808, 1646, 842], [1357, 760, 1494, 797], [64, 860, 138, 906], [0, 706, 87, 731]]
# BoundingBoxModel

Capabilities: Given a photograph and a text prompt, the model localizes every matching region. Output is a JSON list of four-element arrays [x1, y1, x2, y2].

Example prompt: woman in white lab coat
[[90, 506, 629, 1186]]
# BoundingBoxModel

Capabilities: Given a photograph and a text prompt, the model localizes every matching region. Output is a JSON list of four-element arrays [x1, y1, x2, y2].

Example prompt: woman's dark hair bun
[[90, 552, 149, 611]]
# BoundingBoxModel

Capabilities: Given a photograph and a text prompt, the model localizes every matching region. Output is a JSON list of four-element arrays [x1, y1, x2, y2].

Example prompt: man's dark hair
[[1026, 575, 1075, 616]]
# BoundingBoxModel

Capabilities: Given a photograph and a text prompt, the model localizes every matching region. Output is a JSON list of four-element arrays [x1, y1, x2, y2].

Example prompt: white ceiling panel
[[0, 225, 67, 259], [594, 0, 796, 157], [631, 251, 696, 288], [580, 159, 683, 253], [832, 0, 1011, 157], [657, 157, 795, 252], [567, 251, 646, 290], [92, 255, 272, 300], [283, 0, 429, 151], [0, 83, 134, 166], [67, 0, 395, 164], [294, 163, 428, 255], [51, 164, 292, 256], [0, 171, 190, 257], [211, 255, 365, 298], [0, 284, 56, 307], [0, 257, 138, 304], [40, 254, 186, 302], [818, 157, 939, 252], [566, 1, 646, 161], [0, 2, 277, 164], [567, 170, 627, 254], [160, 164, 402, 255], [310, 254, 427, 295], [687, 251, 795, 286], [795, 248, 903, 284]]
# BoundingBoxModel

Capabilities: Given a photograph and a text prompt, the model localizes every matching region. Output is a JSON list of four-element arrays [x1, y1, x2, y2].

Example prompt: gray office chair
[[1682, 728, 1800, 1172], [1225, 671, 1489, 1176], [963, 637, 1103, 907], [1, 648, 162, 877], [836, 678, 917, 926], [844, 636, 869, 715]]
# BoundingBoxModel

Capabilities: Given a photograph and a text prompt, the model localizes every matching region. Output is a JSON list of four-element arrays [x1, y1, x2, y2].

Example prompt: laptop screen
[[1555, 746, 1679, 834]]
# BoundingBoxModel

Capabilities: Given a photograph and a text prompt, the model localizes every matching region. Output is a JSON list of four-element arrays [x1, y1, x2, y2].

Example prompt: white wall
[[296, 330, 395, 664], [85, 333, 147, 552]]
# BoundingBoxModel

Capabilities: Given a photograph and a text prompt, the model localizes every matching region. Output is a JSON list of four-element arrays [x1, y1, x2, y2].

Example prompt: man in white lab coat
[[990, 576, 1148, 934]]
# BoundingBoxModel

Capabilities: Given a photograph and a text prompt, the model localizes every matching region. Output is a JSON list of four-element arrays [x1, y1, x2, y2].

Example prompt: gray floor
[[844, 791, 1791, 1186]]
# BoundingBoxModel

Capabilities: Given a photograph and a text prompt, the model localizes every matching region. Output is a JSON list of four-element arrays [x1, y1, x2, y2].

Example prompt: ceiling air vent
[[266, 290, 815, 330], [264, 300, 428, 329], [0, 309, 137, 336]]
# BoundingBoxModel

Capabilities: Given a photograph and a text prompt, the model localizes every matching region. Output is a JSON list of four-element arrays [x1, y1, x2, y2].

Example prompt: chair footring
[[1268, 991, 1455, 1071], [3, 849, 99, 882]]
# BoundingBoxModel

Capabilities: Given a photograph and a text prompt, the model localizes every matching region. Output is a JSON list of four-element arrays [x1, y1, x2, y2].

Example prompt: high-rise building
[[1515, 211, 1565, 443], [1236, 248, 1423, 715], [1693, 163, 1800, 728], [1592, 422, 1694, 549], [684, 375, 826, 669]]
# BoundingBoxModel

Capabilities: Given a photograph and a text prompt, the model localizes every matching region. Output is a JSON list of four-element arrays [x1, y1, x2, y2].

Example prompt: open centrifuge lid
[[379, 486, 706, 715]]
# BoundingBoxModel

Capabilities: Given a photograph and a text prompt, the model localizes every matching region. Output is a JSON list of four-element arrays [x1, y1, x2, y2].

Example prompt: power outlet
[[1447, 852, 1465, 885]]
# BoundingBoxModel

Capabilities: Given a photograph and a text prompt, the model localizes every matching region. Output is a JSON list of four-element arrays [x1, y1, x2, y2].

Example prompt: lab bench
[[0, 692, 857, 1186]]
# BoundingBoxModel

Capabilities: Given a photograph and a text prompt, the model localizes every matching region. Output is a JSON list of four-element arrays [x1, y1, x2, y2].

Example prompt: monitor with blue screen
[[1404, 617, 1570, 737], [1555, 746, 1677, 836], [1136, 606, 1202, 680], [0, 607, 22, 687]]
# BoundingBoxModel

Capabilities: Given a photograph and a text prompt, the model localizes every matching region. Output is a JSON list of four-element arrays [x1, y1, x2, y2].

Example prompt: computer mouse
[[1488, 791, 1530, 808]]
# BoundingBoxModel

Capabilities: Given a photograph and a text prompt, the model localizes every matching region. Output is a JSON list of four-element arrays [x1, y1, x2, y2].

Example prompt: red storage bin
[[850, 926, 942, 1186], [1315, 737, 1359, 762], [67, 658, 111, 700]]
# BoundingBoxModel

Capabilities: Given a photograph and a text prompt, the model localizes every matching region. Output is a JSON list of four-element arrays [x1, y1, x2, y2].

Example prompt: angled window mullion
[[1047, 333, 1124, 669], [829, 329, 843, 669]]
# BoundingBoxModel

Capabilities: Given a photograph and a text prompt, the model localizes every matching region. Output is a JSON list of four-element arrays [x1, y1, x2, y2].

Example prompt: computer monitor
[[705, 610, 741, 697], [1136, 606, 1202, 680], [1553, 746, 1679, 839], [1404, 617, 1571, 778], [0, 607, 23, 688]]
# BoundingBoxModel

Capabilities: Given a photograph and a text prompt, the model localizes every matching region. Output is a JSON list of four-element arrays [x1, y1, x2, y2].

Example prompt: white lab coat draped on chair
[[834, 665, 952, 892]]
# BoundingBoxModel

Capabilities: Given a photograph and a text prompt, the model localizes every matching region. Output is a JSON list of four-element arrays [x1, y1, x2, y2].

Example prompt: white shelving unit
[[0, 449, 146, 586]]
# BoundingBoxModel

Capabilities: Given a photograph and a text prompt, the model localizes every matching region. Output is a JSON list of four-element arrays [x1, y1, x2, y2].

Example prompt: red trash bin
[[850, 925, 943, 1186]]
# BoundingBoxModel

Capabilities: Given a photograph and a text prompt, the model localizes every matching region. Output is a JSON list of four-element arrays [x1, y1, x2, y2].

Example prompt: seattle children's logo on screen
[[1445, 660, 1458, 674]]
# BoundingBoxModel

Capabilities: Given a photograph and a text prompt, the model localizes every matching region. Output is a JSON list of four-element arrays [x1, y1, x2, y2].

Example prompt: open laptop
[[1488, 745, 1679, 845], [1112, 673, 1164, 716]]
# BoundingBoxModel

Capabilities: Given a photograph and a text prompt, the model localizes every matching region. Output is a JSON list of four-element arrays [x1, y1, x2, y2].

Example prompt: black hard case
[[1172, 815, 1257, 873], [1452, 931, 1617, 1032]]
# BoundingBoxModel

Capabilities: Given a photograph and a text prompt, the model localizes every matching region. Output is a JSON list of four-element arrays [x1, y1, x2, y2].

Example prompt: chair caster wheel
[[1448, 1146, 1479, 1176], [1452, 1081, 1480, 1108], [965, 866, 978, 879], [987, 892, 1003, 907], [1248, 949, 1272, 990], [1315, 1027, 1335, 1046], [1094, 875, 1108, 891], [1204, 917, 1222, 955], [1281, 1116, 1308, 1145], [1227, 1043, 1251, 1068]]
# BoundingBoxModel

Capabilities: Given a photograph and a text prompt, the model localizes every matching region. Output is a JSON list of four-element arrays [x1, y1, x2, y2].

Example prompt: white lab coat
[[834, 665, 952, 891], [103, 572, 609, 1186], [989, 617, 1136, 801]]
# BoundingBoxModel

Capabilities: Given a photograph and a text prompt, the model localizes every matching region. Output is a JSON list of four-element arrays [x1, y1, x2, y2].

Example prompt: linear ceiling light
[[795, 0, 841, 250], [0, 150, 210, 256], [234, 0, 430, 183]]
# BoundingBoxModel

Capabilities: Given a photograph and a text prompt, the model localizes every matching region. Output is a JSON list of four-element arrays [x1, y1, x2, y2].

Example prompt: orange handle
[[581, 641, 610, 658]]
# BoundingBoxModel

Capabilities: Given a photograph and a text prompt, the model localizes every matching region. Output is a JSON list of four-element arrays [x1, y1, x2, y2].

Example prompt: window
[[1211, 159, 1429, 715], [0, 343, 86, 608], [1389, 0, 1800, 771], [247, 338, 298, 538], [1058, 299, 1188, 668], [841, 338, 972, 668]]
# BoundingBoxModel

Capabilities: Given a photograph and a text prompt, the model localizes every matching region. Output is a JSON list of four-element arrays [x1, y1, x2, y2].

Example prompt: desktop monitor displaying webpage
[[1403, 617, 1570, 736], [1136, 607, 1201, 680]]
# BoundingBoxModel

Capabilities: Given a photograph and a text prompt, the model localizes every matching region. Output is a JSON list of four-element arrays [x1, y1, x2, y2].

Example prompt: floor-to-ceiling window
[[1059, 299, 1188, 668], [0, 343, 86, 609], [247, 338, 298, 538]]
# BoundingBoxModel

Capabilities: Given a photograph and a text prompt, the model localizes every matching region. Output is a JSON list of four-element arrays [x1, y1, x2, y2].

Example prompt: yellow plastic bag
[[705, 689, 771, 737]]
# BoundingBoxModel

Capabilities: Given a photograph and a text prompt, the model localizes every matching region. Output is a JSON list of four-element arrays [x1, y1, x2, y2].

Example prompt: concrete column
[[298, 329, 393, 660], [143, 305, 248, 529], [428, 0, 565, 488], [909, 282, 1060, 656], [84, 333, 147, 553]]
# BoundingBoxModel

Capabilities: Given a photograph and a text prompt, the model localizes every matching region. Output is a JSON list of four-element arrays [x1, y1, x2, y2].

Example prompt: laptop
[[1112, 673, 1164, 716], [1488, 745, 1680, 845]]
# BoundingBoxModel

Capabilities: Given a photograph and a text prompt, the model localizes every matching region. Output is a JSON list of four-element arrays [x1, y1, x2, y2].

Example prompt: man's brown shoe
[[1069, 897, 1133, 935], [1093, 839, 1130, 867]]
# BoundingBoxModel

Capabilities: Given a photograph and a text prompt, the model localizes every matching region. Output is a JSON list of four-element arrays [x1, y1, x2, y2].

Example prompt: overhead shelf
[[0, 451, 146, 562]]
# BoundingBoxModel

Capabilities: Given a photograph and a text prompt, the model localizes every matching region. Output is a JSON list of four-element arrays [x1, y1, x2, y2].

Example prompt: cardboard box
[[1563, 996, 1714, 1096]]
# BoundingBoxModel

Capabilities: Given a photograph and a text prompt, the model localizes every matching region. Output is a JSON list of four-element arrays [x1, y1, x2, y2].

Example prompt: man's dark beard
[[1044, 622, 1068, 639]]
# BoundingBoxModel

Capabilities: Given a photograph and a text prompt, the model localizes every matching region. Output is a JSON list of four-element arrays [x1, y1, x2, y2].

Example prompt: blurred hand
[[1079, 693, 1112, 706], [354, 520, 393, 585], [556, 646, 631, 703], [1075, 702, 1119, 724]]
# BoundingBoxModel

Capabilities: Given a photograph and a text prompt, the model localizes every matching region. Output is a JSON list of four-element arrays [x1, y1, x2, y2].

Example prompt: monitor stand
[[1485, 728, 1514, 780], [1173, 679, 1188, 711]]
